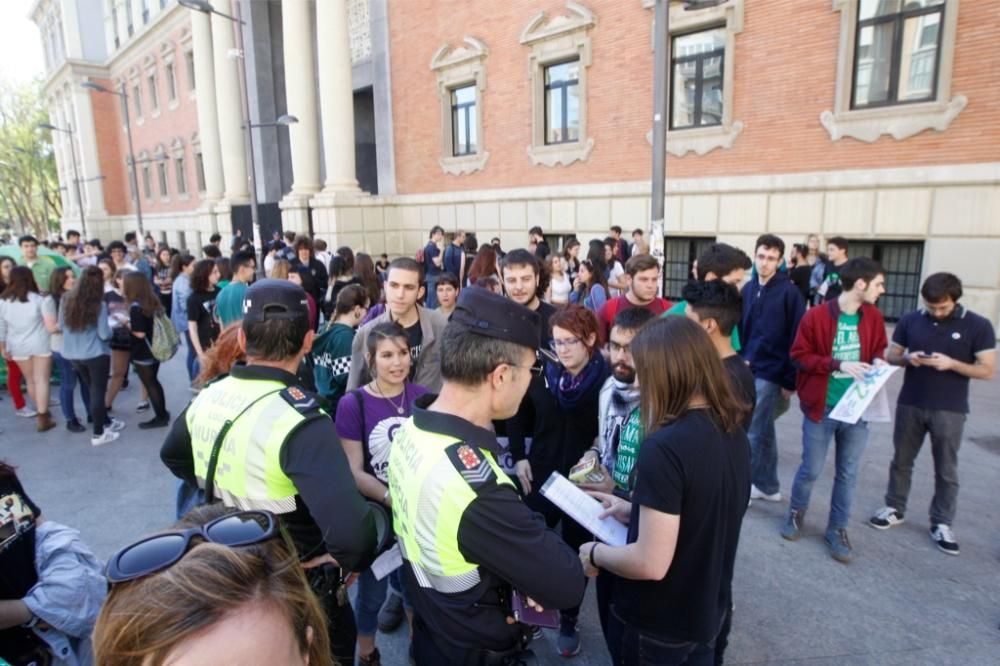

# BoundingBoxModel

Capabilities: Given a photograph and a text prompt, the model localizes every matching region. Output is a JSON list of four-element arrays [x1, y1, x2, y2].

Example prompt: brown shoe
[[359, 647, 381, 666], [36, 412, 56, 432]]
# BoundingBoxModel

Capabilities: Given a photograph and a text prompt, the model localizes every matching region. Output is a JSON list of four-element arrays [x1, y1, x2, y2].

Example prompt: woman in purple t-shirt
[[335, 321, 428, 665]]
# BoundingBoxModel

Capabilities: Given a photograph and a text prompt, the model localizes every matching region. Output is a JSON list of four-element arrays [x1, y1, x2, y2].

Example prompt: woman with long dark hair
[[353, 253, 382, 306], [570, 259, 608, 312], [41, 267, 91, 432], [102, 264, 137, 412], [0, 267, 54, 431], [467, 244, 501, 288], [0, 256, 30, 419], [563, 238, 581, 283], [579, 317, 751, 665], [123, 272, 170, 428], [151, 246, 173, 312], [186, 259, 221, 376], [62, 266, 126, 445], [324, 255, 362, 320], [510, 304, 610, 656]]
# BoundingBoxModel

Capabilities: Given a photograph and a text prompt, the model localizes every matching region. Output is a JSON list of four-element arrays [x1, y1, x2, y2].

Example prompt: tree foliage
[[0, 78, 61, 238]]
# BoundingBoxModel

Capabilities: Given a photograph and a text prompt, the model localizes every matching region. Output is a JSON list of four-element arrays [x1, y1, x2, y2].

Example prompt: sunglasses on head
[[106, 510, 278, 583]]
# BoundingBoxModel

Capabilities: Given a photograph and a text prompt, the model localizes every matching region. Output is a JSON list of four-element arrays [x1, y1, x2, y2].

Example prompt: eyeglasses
[[106, 511, 278, 583], [549, 338, 581, 351], [608, 341, 632, 354]]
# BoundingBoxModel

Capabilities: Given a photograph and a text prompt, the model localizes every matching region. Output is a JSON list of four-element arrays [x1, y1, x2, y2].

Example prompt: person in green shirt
[[18, 235, 54, 295], [311, 284, 369, 410], [214, 251, 256, 327], [663, 242, 750, 352]]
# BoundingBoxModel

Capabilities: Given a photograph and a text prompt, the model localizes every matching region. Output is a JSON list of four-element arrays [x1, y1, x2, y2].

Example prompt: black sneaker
[[869, 506, 904, 530], [930, 524, 960, 556], [377, 592, 404, 633], [138, 415, 170, 430], [66, 418, 86, 433], [557, 614, 581, 657]]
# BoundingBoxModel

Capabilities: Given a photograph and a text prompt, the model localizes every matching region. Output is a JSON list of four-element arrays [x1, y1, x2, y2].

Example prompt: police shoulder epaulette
[[279, 386, 323, 416], [444, 442, 497, 491]]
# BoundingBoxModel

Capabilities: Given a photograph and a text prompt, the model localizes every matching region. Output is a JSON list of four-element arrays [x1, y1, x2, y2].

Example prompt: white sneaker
[[15, 407, 38, 418], [750, 484, 782, 502], [91, 430, 120, 447], [108, 417, 126, 432]]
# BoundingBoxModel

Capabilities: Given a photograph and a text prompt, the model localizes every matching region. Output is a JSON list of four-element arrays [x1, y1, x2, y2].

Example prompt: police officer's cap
[[242, 279, 310, 325], [450, 287, 541, 350]]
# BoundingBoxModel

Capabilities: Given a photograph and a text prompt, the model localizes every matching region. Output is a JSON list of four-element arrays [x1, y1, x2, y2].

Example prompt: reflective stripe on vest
[[187, 375, 305, 514], [388, 418, 513, 593]]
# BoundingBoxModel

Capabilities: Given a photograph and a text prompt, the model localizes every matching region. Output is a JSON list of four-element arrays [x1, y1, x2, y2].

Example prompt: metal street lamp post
[[37, 122, 88, 240], [82, 80, 145, 239], [650, 0, 725, 292], [179, 0, 267, 277]]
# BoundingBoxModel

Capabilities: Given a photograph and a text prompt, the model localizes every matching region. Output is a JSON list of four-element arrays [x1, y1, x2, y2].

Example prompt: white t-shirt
[[608, 261, 626, 297]]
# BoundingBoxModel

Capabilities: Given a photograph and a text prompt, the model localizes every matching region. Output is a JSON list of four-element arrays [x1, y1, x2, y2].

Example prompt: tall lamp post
[[37, 122, 88, 240], [81, 80, 145, 239], [650, 0, 725, 291], [178, 0, 267, 277]]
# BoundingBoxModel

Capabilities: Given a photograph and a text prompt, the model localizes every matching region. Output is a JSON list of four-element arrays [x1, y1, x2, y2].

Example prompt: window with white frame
[[430, 37, 489, 175], [142, 163, 152, 199], [165, 63, 177, 103], [132, 83, 142, 119], [184, 50, 196, 90], [670, 27, 725, 129], [520, 2, 595, 167], [148, 73, 159, 112], [195, 152, 206, 192], [821, 0, 965, 143], [174, 156, 187, 196], [157, 161, 168, 198]]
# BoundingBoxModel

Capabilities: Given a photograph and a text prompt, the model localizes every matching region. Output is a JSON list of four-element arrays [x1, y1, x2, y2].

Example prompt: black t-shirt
[[723, 354, 756, 433], [105, 289, 131, 350], [187, 289, 220, 350], [424, 242, 441, 277], [534, 240, 551, 260], [0, 473, 41, 600], [129, 303, 155, 362], [404, 320, 423, 380], [789, 265, 812, 303], [614, 410, 750, 644]]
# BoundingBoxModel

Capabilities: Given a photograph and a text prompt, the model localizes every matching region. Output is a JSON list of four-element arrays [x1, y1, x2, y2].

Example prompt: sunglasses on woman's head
[[106, 510, 278, 583]]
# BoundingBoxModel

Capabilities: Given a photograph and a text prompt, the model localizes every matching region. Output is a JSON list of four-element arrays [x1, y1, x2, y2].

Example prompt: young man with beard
[[596, 254, 671, 342], [347, 258, 447, 393], [572, 307, 655, 639], [783, 258, 888, 563], [869, 273, 995, 555]]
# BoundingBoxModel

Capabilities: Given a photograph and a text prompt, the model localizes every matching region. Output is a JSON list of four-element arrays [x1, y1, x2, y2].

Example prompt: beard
[[613, 364, 636, 384]]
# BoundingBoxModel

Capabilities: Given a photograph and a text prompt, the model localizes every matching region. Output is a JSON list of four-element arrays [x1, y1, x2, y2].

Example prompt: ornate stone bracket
[[820, 95, 968, 143]]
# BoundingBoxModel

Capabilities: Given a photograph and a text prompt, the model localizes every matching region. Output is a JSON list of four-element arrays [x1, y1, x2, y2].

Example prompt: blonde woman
[[546, 254, 573, 305]]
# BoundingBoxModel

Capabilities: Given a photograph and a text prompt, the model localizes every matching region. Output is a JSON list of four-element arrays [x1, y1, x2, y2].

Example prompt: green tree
[[0, 78, 61, 238]]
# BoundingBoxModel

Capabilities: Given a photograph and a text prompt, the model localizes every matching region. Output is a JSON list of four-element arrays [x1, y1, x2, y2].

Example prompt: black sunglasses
[[106, 510, 278, 583]]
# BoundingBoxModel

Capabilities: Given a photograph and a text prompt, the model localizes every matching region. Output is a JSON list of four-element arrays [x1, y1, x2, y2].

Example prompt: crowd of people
[[0, 224, 994, 666]]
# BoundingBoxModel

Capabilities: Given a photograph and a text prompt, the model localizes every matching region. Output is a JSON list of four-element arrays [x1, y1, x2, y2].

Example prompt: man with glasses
[[388, 287, 585, 663], [160, 279, 381, 664], [739, 234, 805, 504]]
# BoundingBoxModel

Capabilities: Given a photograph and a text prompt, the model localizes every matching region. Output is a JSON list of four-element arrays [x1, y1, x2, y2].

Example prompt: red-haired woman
[[508, 304, 609, 656]]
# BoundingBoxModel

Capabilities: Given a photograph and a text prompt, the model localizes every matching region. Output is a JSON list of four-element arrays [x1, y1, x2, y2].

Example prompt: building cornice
[[106, 3, 190, 74], [42, 59, 111, 96]]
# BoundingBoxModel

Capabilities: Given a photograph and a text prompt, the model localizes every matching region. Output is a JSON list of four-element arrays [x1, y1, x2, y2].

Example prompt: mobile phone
[[512, 592, 560, 629]]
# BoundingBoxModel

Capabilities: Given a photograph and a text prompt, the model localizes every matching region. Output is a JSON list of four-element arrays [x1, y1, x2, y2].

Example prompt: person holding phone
[[579, 316, 751, 665]]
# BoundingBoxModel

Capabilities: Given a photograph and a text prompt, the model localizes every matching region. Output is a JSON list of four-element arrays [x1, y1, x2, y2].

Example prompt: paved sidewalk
[[2, 354, 998, 665]]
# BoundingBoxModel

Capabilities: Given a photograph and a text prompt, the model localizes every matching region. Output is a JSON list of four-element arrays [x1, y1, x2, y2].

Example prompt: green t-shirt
[[665, 299, 741, 352], [826, 311, 861, 406], [25, 260, 54, 294], [215, 280, 248, 327], [613, 407, 644, 491]]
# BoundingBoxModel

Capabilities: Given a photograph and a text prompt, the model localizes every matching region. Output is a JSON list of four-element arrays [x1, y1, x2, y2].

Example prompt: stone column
[[279, 0, 321, 233], [210, 7, 249, 202], [316, 0, 358, 193], [191, 11, 224, 201]]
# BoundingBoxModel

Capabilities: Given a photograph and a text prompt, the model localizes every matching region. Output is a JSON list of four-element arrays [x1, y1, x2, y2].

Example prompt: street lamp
[[178, 0, 265, 277], [81, 79, 145, 239], [650, 0, 726, 291], [37, 122, 88, 240], [247, 114, 298, 129]]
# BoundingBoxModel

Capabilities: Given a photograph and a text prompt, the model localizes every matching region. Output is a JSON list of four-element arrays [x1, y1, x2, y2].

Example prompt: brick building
[[34, 0, 1000, 324]]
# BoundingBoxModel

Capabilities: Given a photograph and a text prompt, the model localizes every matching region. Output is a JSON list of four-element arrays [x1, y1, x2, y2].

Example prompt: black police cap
[[450, 287, 541, 350], [242, 279, 310, 325]]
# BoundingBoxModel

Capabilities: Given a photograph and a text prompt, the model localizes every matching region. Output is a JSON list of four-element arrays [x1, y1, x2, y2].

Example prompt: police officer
[[160, 279, 381, 664], [388, 287, 586, 664]]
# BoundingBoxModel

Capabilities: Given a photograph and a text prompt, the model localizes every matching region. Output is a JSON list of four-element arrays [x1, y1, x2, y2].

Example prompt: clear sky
[[0, 0, 45, 85]]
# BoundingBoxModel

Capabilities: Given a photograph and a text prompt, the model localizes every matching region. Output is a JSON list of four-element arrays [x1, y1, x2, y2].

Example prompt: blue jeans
[[53, 352, 90, 422], [184, 330, 198, 382], [607, 607, 715, 666], [789, 409, 870, 530], [747, 378, 782, 495], [354, 567, 410, 636]]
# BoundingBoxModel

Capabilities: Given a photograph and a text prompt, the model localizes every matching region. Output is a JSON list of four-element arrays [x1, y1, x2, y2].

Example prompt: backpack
[[150, 310, 181, 362]]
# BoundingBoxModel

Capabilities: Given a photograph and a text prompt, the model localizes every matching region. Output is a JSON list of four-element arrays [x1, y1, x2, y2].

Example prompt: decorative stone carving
[[820, 96, 967, 143], [348, 0, 371, 63]]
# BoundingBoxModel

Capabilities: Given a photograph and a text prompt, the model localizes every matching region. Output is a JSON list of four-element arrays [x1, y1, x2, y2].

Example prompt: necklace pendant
[[397, 406, 405, 415]]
